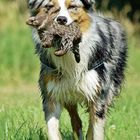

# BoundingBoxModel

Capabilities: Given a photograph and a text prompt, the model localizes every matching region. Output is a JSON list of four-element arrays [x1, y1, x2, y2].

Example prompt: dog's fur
[[27, 0, 127, 139]]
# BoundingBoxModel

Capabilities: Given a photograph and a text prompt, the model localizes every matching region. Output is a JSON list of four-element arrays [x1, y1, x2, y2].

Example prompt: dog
[[27, 0, 127, 139]]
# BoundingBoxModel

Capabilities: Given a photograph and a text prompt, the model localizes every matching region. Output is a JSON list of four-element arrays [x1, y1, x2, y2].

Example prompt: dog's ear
[[80, 0, 95, 10]]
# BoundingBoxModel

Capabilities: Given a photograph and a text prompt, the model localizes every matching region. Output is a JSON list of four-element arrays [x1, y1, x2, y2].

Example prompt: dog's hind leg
[[43, 97, 62, 140], [65, 104, 83, 140], [86, 103, 106, 140]]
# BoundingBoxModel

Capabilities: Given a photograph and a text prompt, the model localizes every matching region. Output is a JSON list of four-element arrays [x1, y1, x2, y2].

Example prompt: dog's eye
[[68, 5, 78, 10], [45, 4, 54, 10]]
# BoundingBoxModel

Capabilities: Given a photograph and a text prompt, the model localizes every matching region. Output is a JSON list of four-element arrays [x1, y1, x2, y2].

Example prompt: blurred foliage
[[1, 0, 140, 23], [0, 1, 39, 85], [0, 0, 27, 14], [95, 0, 140, 23]]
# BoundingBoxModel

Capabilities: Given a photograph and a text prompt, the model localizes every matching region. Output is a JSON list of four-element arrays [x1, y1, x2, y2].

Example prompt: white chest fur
[[46, 43, 100, 103]]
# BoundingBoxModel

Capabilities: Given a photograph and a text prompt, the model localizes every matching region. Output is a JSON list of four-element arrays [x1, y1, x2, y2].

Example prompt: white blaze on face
[[56, 0, 73, 25]]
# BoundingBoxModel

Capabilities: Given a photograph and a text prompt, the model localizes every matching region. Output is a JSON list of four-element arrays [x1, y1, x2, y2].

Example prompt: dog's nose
[[57, 16, 67, 25]]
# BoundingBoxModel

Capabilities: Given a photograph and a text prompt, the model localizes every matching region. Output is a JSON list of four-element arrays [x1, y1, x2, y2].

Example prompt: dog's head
[[28, 0, 95, 32]]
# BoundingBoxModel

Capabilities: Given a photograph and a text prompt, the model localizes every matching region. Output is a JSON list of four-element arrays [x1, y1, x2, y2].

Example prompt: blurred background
[[0, 0, 140, 140]]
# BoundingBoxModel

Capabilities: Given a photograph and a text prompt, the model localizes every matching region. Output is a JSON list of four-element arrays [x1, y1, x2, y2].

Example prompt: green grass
[[0, 2, 140, 139]]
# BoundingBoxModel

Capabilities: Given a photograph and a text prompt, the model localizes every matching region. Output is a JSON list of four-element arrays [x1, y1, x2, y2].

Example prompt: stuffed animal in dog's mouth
[[26, 7, 82, 63]]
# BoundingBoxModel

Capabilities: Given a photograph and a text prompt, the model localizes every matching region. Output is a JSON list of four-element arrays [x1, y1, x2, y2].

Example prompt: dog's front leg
[[43, 98, 62, 140], [86, 103, 105, 140]]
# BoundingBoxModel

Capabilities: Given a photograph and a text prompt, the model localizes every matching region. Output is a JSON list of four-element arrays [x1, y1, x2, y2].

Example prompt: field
[[0, 1, 140, 140]]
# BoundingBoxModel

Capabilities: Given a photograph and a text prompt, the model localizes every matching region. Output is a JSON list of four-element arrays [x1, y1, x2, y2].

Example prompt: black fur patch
[[96, 105, 105, 119], [28, 0, 36, 9], [36, 0, 44, 9], [80, 0, 92, 9], [88, 24, 109, 81]]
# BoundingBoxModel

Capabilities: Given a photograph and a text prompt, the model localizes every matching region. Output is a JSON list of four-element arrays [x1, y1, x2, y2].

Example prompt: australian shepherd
[[27, 0, 127, 139]]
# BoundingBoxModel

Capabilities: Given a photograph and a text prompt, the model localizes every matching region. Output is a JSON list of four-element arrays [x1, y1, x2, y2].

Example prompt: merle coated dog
[[27, 0, 127, 139]]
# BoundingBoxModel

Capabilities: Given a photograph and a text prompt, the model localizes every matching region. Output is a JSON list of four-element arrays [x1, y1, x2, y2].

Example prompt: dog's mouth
[[52, 35, 69, 56], [52, 36, 81, 64], [39, 28, 81, 63], [40, 31, 73, 56]]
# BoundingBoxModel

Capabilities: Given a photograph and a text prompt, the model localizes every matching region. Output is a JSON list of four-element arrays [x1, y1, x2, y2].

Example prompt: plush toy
[[26, 7, 82, 63]]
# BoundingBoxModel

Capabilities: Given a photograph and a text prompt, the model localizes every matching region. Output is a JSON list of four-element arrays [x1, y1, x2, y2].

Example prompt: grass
[[0, 1, 140, 140]]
